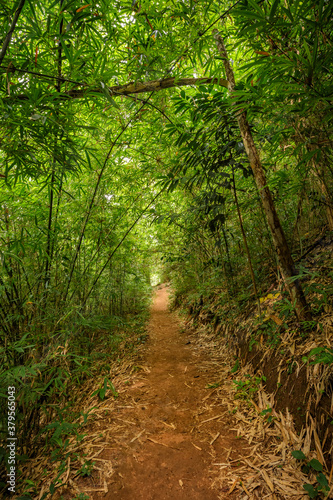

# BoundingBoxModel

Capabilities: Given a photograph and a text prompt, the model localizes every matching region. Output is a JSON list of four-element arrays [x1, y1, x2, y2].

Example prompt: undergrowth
[[0, 304, 151, 498]]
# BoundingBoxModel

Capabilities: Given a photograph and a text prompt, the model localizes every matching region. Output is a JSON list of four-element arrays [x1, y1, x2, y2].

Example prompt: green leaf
[[260, 408, 272, 416], [269, 0, 279, 20], [302, 483, 319, 498], [316, 472, 329, 489], [109, 381, 119, 398], [247, 0, 264, 16], [231, 360, 239, 373], [281, 6, 294, 22], [303, 39, 312, 65], [309, 459, 323, 472], [312, 35, 318, 68], [99, 83, 120, 109], [292, 450, 306, 460]]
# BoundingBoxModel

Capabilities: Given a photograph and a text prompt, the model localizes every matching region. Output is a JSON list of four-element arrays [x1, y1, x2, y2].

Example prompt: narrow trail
[[79, 285, 246, 499]]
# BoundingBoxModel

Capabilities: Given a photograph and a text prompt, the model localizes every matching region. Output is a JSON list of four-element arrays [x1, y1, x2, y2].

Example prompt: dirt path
[[78, 285, 246, 499]]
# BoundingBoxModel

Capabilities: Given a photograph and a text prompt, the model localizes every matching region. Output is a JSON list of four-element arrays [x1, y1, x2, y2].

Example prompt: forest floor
[[45, 283, 316, 500], [72, 284, 248, 500]]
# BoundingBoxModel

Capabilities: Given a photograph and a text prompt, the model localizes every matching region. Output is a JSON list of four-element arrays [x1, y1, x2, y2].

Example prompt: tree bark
[[214, 32, 311, 322]]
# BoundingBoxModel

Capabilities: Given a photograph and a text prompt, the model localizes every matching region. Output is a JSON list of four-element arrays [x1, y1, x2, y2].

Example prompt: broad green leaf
[[302, 484, 319, 498], [309, 459, 323, 471]]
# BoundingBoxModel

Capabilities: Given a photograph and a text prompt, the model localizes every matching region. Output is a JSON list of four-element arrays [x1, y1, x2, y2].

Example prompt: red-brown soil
[[78, 284, 248, 499]]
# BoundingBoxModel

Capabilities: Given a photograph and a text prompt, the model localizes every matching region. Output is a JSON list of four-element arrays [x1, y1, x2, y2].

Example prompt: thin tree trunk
[[44, 169, 55, 290], [44, 2, 64, 294], [315, 169, 333, 230], [0, 0, 26, 66], [214, 32, 311, 322], [232, 169, 260, 314], [291, 183, 307, 251]]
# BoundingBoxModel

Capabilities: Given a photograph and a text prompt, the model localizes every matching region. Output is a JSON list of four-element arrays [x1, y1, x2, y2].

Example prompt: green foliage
[[79, 460, 95, 477], [206, 381, 221, 389], [292, 451, 330, 498], [260, 407, 275, 424], [92, 377, 118, 401], [302, 347, 333, 366], [292, 450, 306, 460], [233, 374, 266, 400], [231, 359, 240, 373]]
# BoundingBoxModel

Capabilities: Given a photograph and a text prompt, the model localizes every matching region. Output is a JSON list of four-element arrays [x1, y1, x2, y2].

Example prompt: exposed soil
[[77, 284, 248, 499]]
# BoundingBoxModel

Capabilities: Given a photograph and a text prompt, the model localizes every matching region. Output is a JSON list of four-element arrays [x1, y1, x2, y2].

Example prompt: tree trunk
[[0, 0, 26, 66], [232, 169, 261, 314], [314, 168, 333, 231], [214, 32, 311, 322]]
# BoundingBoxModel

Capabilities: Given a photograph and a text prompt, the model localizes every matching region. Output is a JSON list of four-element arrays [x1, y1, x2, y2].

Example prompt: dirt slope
[[77, 284, 247, 499]]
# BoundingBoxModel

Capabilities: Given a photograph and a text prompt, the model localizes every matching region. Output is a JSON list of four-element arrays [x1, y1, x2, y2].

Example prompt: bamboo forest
[[1, 0, 333, 498]]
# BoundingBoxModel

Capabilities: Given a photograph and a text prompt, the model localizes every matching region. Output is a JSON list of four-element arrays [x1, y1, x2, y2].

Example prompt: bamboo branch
[[103, 77, 228, 96], [4, 76, 228, 101]]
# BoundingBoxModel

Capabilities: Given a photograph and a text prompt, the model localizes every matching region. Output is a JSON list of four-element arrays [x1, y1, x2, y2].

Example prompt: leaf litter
[[185, 318, 333, 499]]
